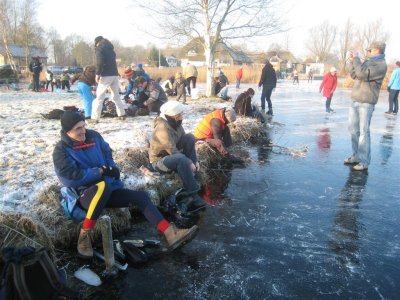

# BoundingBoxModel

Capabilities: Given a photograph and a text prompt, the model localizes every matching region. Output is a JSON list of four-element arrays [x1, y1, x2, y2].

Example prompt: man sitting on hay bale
[[52, 111, 198, 259], [149, 101, 206, 212], [194, 108, 242, 162]]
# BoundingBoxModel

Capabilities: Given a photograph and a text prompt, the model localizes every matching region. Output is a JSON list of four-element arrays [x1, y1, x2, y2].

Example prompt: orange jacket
[[194, 109, 226, 139]]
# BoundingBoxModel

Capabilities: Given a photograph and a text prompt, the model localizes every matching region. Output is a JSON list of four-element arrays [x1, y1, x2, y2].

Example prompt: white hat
[[330, 67, 337, 73], [160, 101, 185, 116]]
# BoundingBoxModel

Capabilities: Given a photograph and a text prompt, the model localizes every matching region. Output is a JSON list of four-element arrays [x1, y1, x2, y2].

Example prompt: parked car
[[63, 66, 83, 74], [47, 66, 64, 75], [0, 64, 20, 83]]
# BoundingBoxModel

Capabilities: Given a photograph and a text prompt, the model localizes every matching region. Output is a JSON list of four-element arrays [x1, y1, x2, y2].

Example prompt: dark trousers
[[261, 86, 273, 111], [388, 89, 399, 113], [61, 81, 70, 90], [46, 80, 54, 92], [186, 76, 197, 95], [33, 74, 40, 91], [79, 181, 164, 226], [326, 97, 332, 110]]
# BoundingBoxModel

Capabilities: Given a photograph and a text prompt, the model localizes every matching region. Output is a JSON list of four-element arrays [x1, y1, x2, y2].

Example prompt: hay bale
[[115, 148, 150, 173]]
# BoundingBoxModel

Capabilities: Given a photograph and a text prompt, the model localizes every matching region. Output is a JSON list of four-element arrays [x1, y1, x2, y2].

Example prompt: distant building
[[0, 44, 47, 68], [165, 55, 180, 67], [179, 38, 252, 66], [305, 63, 324, 79], [251, 50, 298, 75]]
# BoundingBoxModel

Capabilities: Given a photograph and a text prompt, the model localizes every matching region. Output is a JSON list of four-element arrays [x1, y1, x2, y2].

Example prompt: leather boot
[[77, 228, 93, 259], [164, 224, 198, 251]]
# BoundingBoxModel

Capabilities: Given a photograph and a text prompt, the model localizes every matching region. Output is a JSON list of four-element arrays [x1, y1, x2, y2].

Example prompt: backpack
[[0, 246, 78, 300], [60, 187, 86, 222]]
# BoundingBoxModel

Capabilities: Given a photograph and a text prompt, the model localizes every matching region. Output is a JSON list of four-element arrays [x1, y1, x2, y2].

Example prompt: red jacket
[[320, 73, 337, 98], [236, 68, 243, 80]]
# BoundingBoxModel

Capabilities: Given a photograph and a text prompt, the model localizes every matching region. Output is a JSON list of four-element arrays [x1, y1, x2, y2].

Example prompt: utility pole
[[158, 48, 161, 69]]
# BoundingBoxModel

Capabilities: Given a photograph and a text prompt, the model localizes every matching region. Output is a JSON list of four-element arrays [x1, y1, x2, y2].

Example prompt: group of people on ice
[[52, 36, 258, 258], [50, 35, 393, 259]]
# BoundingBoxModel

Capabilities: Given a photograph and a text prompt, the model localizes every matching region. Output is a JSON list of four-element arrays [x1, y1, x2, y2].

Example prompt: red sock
[[82, 218, 97, 230], [157, 219, 170, 233]]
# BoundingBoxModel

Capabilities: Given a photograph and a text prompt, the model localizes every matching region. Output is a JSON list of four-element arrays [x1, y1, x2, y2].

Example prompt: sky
[[37, 0, 399, 61]]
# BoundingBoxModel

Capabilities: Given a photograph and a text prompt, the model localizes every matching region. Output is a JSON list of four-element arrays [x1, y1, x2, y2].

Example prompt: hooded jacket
[[95, 39, 119, 77], [234, 91, 253, 116], [319, 72, 337, 98], [53, 129, 123, 191], [258, 62, 277, 88], [350, 55, 387, 104], [149, 117, 185, 163]]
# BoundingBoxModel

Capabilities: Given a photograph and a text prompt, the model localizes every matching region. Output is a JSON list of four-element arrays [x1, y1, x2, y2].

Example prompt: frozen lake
[[99, 80, 400, 299]]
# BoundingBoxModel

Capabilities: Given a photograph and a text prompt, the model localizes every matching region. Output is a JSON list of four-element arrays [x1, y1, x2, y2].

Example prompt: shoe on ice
[[352, 163, 368, 171], [343, 156, 359, 165], [164, 224, 198, 251]]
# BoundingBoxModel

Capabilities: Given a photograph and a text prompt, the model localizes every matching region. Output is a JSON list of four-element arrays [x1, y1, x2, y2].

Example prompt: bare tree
[[306, 21, 337, 63], [0, 0, 17, 69], [19, 0, 43, 67], [338, 18, 353, 76], [133, 0, 284, 96], [356, 19, 390, 58]]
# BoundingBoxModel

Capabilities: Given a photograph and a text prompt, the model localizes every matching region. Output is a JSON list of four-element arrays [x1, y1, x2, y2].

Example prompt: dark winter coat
[[52, 129, 123, 191], [258, 62, 277, 88], [71, 66, 97, 86], [234, 91, 253, 116], [29, 60, 42, 75], [95, 39, 119, 77]]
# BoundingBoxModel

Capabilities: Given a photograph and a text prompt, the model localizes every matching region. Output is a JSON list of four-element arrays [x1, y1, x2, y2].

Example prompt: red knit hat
[[124, 67, 133, 78]]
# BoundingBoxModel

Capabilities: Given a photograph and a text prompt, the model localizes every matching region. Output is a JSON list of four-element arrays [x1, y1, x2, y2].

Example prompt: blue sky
[[37, 0, 399, 61]]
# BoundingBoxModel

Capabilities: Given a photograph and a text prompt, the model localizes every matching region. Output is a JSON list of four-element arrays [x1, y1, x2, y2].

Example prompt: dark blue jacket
[[52, 129, 123, 191], [95, 39, 119, 77]]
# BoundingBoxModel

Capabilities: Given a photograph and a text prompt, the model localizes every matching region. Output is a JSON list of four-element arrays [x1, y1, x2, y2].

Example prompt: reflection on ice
[[329, 170, 368, 272]]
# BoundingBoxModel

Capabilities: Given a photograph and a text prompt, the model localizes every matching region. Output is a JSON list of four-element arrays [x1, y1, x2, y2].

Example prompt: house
[[0, 44, 47, 69], [251, 50, 298, 73], [179, 38, 252, 66], [165, 55, 180, 67]]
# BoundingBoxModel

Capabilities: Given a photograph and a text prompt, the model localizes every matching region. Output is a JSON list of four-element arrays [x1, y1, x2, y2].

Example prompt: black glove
[[101, 166, 120, 179]]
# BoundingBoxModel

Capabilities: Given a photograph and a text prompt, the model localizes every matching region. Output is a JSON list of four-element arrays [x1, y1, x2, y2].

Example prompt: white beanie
[[160, 101, 185, 117], [330, 67, 337, 73]]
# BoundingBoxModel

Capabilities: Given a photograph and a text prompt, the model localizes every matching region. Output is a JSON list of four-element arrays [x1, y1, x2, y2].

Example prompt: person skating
[[320, 67, 338, 113], [258, 61, 277, 115]]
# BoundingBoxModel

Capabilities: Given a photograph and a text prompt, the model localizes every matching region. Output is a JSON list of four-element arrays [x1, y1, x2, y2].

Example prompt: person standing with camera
[[344, 41, 387, 171]]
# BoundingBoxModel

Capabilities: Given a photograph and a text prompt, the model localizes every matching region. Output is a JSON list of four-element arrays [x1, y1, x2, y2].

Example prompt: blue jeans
[[152, 134, 199, 194], [348, 102, 375, 165], [236, 79, 241, 88], [261, 86, 274, 111], [326, 97, 332, 110], [77, 82, 95, 118]]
